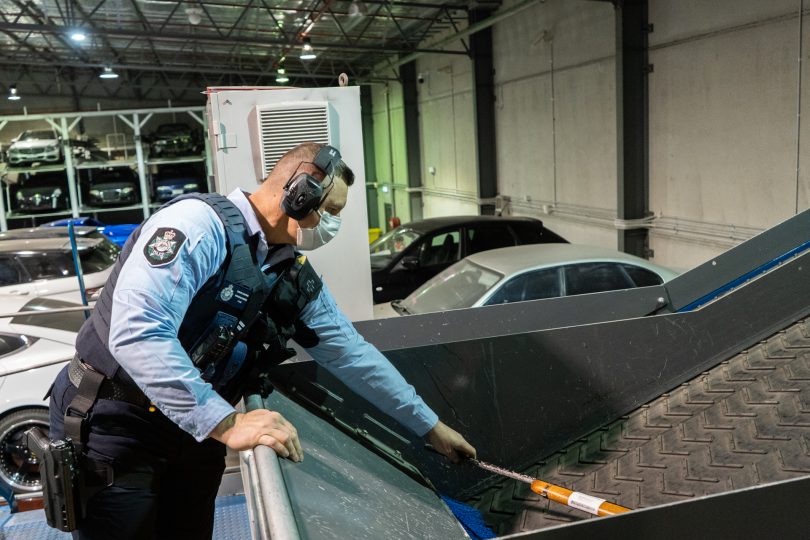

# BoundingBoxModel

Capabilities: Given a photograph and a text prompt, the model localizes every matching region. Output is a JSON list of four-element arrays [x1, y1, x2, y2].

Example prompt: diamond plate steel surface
[[213, 495, 251, 540], [472, 320, 810, 535]]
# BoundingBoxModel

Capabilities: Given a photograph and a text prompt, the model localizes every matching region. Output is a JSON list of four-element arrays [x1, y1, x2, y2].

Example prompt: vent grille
[[258, 106, 330, 176]]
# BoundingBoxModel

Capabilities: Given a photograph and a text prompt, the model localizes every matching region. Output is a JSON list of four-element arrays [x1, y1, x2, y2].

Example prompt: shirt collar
[[226, 188, 268, 262]]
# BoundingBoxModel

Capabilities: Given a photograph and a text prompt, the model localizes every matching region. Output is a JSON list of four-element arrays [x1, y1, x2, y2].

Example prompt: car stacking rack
[[3, 208, 810, 538]]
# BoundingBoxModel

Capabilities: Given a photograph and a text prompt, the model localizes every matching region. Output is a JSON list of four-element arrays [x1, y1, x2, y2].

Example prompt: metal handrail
[[240, 394, 301, 540]]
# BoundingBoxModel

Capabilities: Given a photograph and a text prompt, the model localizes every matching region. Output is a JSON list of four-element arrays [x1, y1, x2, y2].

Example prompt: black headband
[[312, 145, 341, 177]]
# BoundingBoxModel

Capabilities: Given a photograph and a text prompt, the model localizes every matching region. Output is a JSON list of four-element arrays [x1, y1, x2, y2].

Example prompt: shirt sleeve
[[297, 283, 439, 436], [107, 199, 236, 442]]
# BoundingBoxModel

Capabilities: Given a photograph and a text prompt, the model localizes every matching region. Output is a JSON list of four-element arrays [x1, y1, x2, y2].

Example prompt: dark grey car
[[13, 172, 68, 213], [86, 167, 139, 206]]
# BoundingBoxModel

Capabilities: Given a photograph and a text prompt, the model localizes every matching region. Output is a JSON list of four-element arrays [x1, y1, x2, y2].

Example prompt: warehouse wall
[[415, 44, 480, 218], [369, 0, 810, 270], [368, 0, 618, 245], [648, 0, 808, 268], [369, 81, 411, 227], [492, 0, 617, 248]]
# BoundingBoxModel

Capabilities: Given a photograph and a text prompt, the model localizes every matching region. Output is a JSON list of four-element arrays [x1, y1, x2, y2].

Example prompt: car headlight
[[121, 186, 134, 195], [183, 183, 198, 190], [15, 192, 23, 201], [89, 189, 101, 196]]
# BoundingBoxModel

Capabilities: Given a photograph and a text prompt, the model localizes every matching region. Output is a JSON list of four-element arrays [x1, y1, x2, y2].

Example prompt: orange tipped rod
[[528, 479, 630, 517], [471, 459, 631, 517]]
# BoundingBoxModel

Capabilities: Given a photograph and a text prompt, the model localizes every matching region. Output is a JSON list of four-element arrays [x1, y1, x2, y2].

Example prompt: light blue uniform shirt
[[107, 190, 438, 442]]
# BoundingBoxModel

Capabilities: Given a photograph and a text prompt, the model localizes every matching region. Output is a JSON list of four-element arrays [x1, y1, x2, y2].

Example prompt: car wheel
[[0, 408, 49, 493]]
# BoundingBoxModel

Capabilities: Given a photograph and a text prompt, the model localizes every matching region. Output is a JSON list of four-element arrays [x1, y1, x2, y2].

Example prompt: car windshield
[[369, 227, 420, 269], [15, 241, 120, 280], [401, 259, 503, 314], [20, 130, 56, 140]]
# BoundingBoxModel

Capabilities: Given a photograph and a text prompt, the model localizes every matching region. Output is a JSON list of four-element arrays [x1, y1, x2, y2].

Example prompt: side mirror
[[401, 256, 419, 270]]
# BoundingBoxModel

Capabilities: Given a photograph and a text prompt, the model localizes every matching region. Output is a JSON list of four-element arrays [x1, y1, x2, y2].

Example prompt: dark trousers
[[49, 366, 227, 540]]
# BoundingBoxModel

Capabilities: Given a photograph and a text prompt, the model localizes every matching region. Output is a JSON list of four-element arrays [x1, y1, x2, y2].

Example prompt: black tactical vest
[[74, 193, 322, 403]]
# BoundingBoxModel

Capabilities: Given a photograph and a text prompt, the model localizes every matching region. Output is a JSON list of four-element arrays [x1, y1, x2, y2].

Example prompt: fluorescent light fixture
[[99, 66, 119, 79], [275, 68, 289, 84], [348, 0, 368, 17], [7, 85, 20, 101], [185, 8, 202, 25], [300, 37, 316, 60], [69, 29, 87, 42]]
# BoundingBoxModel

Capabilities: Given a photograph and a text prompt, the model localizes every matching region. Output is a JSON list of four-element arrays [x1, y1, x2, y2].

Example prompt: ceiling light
[[348, 0, 368, 17], [69, 29, 87, 42], [186, 8, 202, 25], [300, 37, 316, 60], [275, 68, 289, 84], [99, 66, 119, 79], [7, 85, 20, 101]]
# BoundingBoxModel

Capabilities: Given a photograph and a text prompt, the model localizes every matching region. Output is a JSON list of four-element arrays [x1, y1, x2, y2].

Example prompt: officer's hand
[[426, 420, 476, 464], [210, 410, 303, 462]]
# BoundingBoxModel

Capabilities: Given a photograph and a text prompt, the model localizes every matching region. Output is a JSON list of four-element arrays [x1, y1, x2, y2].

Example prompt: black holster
[[25, 427, 82, 532], [30, 360, 107, 532]]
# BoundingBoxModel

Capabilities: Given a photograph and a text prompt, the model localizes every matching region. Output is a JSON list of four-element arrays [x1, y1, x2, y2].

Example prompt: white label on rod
[[567, 492, 606, 515]]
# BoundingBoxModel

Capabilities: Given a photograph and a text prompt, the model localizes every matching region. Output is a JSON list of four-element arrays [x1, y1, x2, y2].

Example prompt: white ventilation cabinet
[[206, 86, 372, 321]]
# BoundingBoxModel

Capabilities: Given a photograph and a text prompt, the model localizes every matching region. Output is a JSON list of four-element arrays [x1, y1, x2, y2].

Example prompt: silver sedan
[[374, 243, 679, 318]]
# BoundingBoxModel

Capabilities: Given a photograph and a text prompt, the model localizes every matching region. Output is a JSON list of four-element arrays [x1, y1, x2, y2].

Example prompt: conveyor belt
[[471, 319, 810, 535]]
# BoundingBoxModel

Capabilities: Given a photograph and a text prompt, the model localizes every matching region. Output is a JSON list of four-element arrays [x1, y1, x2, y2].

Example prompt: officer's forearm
[[210, 412, 239, 442]]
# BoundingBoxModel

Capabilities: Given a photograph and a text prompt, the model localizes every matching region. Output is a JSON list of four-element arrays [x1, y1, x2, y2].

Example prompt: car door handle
[[5, 290, 29, 295]]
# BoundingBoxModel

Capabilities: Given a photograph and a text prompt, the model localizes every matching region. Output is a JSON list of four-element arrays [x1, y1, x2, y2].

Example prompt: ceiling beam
[[0, 21, 469, 56], [0, 58, 396, 82]]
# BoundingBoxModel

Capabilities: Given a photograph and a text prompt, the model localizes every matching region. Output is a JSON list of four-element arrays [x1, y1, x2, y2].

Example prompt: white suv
[[7, 130, 62, 166], [0, 228, 119, 302]]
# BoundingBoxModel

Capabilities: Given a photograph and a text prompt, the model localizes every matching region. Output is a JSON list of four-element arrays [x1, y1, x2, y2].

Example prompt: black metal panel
[[354, 285, 669, 350], [615, 0, 650, 257], [469, 8, 497, 215], [260, 392, 469, 540], [511, 475, 810, 540], [666, 208, 810, 311], [273, 250, 810, 499]]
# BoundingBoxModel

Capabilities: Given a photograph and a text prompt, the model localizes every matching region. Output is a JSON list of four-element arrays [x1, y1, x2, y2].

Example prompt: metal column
[[360, 85, 380, 228], [615, 0, 650, 257], [400, 62, 423, 222], [57, 117, 81, 218], [469, 8, 498, 216], [117, 112, 153, 220]]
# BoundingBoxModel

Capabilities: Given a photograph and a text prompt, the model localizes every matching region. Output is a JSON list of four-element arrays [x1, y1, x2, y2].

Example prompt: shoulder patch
[[144, 227, 187, 266]]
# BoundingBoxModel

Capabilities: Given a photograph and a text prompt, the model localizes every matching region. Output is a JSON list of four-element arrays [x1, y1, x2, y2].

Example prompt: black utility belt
[[68, 355, 151, 408]]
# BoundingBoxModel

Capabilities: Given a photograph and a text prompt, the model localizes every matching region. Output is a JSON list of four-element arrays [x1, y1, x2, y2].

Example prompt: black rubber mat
[[471, 319, 810, 535]]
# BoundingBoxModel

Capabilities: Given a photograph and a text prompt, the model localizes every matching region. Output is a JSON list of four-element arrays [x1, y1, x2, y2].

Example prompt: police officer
[[47, 142, 476, 539]]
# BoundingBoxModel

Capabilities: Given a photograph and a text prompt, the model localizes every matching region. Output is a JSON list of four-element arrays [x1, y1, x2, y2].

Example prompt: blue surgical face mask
[[296, 211, 342, 251]]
